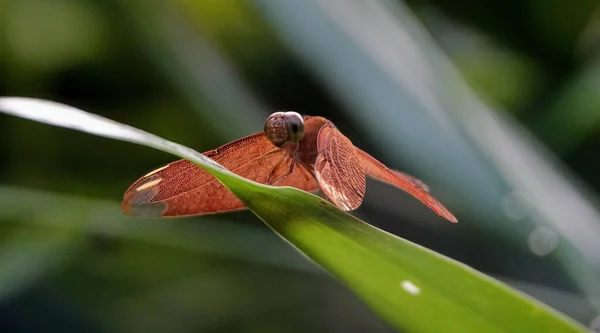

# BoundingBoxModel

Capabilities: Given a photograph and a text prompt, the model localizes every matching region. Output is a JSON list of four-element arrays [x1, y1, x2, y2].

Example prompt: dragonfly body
[[123, 112, 457, 222]]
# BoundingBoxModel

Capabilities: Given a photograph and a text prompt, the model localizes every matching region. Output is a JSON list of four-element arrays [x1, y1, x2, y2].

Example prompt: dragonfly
[[123, 112, 457, 222]]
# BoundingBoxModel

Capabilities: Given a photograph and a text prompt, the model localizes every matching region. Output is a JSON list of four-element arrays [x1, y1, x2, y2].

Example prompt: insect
[[123, 112, 457, 222]]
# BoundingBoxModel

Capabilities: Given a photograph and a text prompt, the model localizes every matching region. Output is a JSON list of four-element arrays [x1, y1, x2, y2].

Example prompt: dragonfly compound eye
[[264, 112, 289, 147], [282, 111, 305, 143], [264, 111, 305, 146]]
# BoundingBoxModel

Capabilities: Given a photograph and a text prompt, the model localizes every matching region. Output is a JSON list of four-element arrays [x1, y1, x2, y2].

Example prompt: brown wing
[[355, 147, 457, 222], [391, 170, 430, 192], [315, 124, 366, 211], [123, 132, 319, 217]]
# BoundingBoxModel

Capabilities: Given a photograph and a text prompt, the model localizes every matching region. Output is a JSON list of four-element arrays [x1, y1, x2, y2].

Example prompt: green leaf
[[0, 97, 586, 332]]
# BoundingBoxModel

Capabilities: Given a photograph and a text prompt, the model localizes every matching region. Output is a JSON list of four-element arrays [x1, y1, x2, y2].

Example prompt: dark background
[[1, 0, 600, 332]]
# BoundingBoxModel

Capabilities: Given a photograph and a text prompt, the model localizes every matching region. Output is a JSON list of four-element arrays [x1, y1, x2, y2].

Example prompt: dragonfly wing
[[355, 147, 457, 222], [390, 170, 430, 192], [123, 132, 318, 217], [315, 124, 366, 211]]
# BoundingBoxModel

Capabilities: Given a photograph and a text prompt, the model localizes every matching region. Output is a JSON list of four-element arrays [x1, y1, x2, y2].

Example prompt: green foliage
[[0, 97, 586, 332]]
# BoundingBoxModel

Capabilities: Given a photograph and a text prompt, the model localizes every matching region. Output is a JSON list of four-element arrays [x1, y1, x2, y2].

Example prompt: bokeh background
[[2, 0, 600, 332]]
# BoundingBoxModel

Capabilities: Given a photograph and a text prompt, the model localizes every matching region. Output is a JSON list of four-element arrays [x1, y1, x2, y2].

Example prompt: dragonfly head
[[264, 111, 305, 147]]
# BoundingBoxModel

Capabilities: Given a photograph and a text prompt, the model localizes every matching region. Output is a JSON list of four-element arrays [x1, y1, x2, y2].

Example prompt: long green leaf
[[0, 97, 586, 332]]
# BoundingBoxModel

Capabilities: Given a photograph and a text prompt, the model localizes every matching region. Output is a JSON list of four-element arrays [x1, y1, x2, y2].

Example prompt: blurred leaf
[[0, 221, 80, 302], [0, 97, 586, 332], [422, 12, 544, 112], [6, 0, 107, 72], [533, 58, 600, 153], [0, 185, 317, 274], [104, 0, 267, 138]]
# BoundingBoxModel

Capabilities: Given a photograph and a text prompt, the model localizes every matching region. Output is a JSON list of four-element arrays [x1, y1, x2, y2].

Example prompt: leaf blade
[[0, 97, 586, 333]]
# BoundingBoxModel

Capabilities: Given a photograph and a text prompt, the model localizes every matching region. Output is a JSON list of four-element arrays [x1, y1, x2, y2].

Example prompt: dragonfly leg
[[266, 157, 286, 184], [268, 162, 295, 185], [267, 144, 299, 185]]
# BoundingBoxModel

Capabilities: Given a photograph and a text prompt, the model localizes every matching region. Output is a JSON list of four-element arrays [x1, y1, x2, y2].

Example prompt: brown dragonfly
[[123, 112, 457, 222]]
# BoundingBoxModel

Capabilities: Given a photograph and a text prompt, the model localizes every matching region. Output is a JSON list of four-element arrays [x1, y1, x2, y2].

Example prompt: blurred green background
[[1, 0, 600, 332]]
